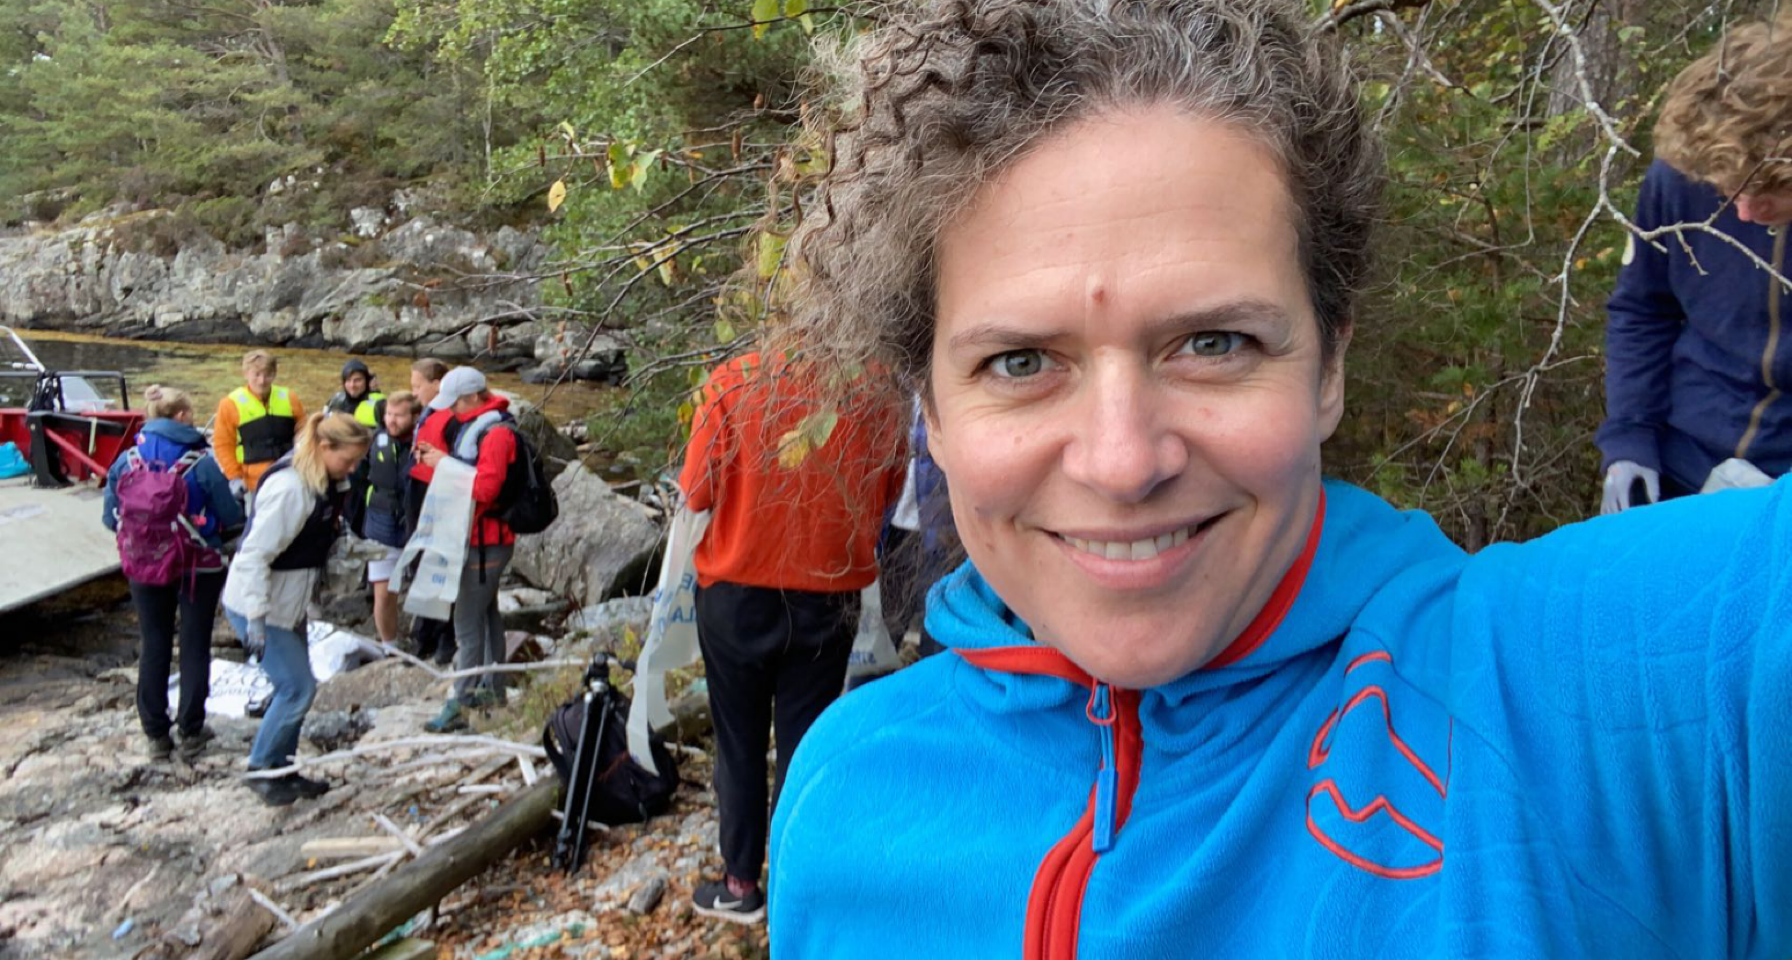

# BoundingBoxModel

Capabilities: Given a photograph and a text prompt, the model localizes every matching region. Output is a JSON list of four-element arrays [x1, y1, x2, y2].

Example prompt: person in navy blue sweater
[[103, 386, 245, 762], [761, 2, 1792, 958], [1598, 14, 1792, 511]]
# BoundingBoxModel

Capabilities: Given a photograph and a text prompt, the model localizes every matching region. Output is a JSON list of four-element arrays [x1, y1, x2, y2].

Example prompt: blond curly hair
[[1654, 11, 1792, 196], [763, 0, 1379, 397]]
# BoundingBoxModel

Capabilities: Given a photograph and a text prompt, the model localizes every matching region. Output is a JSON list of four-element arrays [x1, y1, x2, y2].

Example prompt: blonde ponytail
[[141, 384, 192, 422], [291, 411, 372, 493]]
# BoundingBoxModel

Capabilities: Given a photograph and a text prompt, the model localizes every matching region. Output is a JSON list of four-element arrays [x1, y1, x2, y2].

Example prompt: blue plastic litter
[[0, 441, 27, 480], [111, 918, 134, 940]]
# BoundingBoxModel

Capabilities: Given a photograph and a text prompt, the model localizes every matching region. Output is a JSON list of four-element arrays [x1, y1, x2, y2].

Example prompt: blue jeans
[[225, 608, 315, 770]]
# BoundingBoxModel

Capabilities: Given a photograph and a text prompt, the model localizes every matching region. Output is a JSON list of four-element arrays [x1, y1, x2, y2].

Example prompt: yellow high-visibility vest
[[354, 392, 387, 429], [230, 386, 296, 465]]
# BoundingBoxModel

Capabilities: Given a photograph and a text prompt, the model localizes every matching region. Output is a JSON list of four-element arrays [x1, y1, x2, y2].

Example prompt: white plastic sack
[[391, 457, 476, 621], [1701, 457, 1774, 494], [170, 621, 385, 716], [626, 508, 710, 775], [847, 580, 900, 682], [305, 621, 387, 682], [173, 660, 272, 718]]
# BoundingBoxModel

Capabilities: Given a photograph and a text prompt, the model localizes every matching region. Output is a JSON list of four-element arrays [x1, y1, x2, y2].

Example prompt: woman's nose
[[1059, 364, 1188, 504]]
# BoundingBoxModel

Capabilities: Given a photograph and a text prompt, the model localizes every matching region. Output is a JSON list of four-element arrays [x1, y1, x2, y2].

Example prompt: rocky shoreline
[[0, 209, 623, 382]]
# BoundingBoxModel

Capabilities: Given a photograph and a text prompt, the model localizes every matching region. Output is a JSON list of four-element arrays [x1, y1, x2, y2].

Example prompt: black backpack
[[542, 681, 680, 830], [472, 419, 559, 535]]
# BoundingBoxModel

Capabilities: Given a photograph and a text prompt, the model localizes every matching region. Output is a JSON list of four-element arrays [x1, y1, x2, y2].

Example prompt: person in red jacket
[[414, 367, 518, 733], [678, 351, 906, 923]]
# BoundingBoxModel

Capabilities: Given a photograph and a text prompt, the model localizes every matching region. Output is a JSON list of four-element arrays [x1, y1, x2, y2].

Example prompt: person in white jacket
[[223, 412, 371, 807]]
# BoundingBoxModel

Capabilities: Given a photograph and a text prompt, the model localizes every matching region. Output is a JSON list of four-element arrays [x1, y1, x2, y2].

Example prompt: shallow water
[[3, 329, 615, 425]]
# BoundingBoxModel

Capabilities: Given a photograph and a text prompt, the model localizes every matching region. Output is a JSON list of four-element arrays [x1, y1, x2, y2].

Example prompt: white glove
[[1601, 460, 1660, 515], [229, 477, 247, 500], [244, 618, 268, 659]]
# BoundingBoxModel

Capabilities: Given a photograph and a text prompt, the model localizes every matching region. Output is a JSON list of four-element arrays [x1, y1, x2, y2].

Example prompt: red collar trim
[[955, 490, 1326, 680], [956, 645, 1092, 685]]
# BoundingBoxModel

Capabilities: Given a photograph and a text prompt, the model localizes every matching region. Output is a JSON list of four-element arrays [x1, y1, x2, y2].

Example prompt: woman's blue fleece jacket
[[770, 479, 1792, 959]]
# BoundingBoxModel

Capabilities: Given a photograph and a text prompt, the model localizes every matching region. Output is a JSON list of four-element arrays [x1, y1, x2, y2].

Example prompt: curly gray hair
[[770, 0, 1381, 391]]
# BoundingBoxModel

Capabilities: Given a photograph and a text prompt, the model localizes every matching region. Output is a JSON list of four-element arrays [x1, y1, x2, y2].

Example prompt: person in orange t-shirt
[[678, 351, 905, 924]]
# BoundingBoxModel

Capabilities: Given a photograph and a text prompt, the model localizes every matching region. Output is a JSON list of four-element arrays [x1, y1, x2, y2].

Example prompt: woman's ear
[[1318, 326, 1351, 443], [920, 387, 948, 477]]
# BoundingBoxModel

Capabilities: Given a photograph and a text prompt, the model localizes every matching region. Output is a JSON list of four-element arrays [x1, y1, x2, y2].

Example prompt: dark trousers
[[696, 581, 858, 883], [130, 571, 225, 740]]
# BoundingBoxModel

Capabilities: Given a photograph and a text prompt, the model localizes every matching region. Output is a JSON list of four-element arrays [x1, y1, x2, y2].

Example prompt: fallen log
[[247, 778, 559, 960], [190, 889, 277, 960]]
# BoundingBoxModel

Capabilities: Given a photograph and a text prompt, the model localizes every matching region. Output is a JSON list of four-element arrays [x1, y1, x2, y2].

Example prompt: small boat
[[0, 326, 142, 614]]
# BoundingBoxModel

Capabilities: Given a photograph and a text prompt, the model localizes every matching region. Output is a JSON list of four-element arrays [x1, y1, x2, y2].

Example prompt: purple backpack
[[114, 448, 209, 586]]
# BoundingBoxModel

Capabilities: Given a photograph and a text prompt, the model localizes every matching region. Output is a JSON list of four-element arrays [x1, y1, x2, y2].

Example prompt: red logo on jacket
[[1305, 650, 1451, 880]]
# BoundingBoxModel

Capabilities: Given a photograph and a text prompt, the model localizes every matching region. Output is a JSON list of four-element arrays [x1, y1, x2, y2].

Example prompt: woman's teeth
[[1063, 526, 1192, 561]]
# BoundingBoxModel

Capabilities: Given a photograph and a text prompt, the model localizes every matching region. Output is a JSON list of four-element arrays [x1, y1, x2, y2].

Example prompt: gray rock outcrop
[[0, 210, 558, 366], [510, 462, 661, 607]]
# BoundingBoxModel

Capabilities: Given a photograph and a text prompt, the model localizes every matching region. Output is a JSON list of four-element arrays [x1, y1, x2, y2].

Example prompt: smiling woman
[[928, 110, 1335, 689], [761, 0, 1792, 958]]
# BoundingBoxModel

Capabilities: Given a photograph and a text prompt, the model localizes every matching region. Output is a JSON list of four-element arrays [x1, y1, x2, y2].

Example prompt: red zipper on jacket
[[955, 494, 1325, 959]]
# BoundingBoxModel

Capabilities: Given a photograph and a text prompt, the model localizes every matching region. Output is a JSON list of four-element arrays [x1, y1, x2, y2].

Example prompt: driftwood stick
[[245, 887, 300, 932], [243, 737, 546, 779], [371, 642, 585, 681], [113, 862, 164, 919], [247, 779, 559, 960], [373, 814, 425, 858], [278, 853, 405, 891]]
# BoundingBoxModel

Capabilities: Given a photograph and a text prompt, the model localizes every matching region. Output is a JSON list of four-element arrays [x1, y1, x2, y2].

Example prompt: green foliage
[[1316, 0, 1736, 546], [0, 0, 542, 238]]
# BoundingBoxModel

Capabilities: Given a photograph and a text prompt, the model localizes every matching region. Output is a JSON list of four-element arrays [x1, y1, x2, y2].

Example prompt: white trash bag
[[846, 580, 900, 684], [626, 508, 711, 775], [390, 457, 476, 621], [170, 621, 384, 716]]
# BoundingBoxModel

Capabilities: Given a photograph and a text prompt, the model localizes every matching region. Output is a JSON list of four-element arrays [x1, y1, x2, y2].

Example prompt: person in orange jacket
[[212, 350, 305, 498]]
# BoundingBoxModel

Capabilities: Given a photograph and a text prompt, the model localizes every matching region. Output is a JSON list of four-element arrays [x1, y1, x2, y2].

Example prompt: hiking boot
[[286, 774, 330, 799], [145, 735, 175, 761], [247, 775, 300, 807], [692, 879, 766, 925], [175, 727, 214, 762], [424, 700, 468, 734], [464, 689, 503, 713]]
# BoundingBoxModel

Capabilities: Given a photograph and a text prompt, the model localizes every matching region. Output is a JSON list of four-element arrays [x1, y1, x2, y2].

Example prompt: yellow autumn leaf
[[777, 428, 811, 468], [757, 232, 786, 279], [751, 0, 778, 38], [547, 179, 567, 212]]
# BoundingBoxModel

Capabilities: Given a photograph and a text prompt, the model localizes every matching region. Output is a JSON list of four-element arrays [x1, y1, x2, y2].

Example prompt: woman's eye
[[989, 349, 1053, 379], [1178, 331, 1248, 358]]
